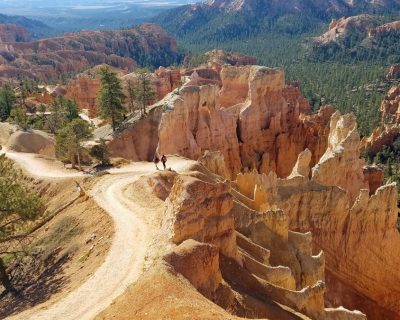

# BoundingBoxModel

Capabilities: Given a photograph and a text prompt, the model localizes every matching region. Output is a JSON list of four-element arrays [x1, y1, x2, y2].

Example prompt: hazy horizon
[[0, 0, 197, 34]]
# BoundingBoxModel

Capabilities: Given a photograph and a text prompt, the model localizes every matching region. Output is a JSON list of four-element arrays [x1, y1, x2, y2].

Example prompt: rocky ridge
[[0, 24, 31, 43], [107, 63, 400, 318], [98, 162, 366, 319], [360, 84, 400, 156], [232, 111, 400, 319], [313, 15, 377, 46], [0, 23, 179, 83]]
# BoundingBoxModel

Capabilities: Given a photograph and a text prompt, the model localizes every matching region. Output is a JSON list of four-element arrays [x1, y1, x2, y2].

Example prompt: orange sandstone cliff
[[105, 64, 400, 319]]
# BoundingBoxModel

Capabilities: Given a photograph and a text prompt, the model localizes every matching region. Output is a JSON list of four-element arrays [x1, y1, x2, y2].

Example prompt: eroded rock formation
[[316, 15, 377, 45], [360, 84, 400, 156], [154, 65, 333, 179], [65, 74, 101, 117], [386, 64, 400, 80], [234, 113, 400, 319], [102, 162, 367, 319], [110, 65, 334, 178], [108, 64, 399, 317], [123, 67, 181, 104], [0, 23, 179, 83]]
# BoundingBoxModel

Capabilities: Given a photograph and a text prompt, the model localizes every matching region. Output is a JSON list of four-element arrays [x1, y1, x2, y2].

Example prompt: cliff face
[[360, 84, 400, 156], [0, 24, 179, 82], [156, 65, 332, 179], [380, 85, 400, 125], [125, 167, 366, 320], [109, 63, 399, 318], [65, 75, 101, 117], [314, 15, 377, 46], [234, 112, 400, 319], [123, 67, 181, 104]]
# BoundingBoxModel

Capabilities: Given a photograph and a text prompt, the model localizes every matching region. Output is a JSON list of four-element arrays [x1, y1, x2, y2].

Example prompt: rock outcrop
[[360, 85, 400, 156], [6, 129, 55, 157], [65, 74, 101, 117], [380, 85, 400, 125], [123, 67, 181, 105], [369, 20, 400, 36], [311, 112, 368, 200], [386, 64, 400, 80], [108, 64, 399, 317], [154, 65, 333, 178], [234, 113, 400, 319], [204, 49, 257, 73], [316, 15, 377, 45], [111, 65, 333, 179], [310, 16, 400, 61], [102, 162, 366, 319], [363, 165, 384, 194]]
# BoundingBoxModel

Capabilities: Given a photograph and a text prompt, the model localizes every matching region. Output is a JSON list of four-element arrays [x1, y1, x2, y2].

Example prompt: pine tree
[[46, 97, 67, 134], [36, 104, 47, 130], [125, 79, 137, 114], [46, 96, 80, 133], [64, 98, 79, 122], [9, 106, 29, 131], [55, 118, 92, 169], [97, 66, 126, 132], [0, 154, 42, 293], [0, 84, 16, 122], [134, 69, 156, 117]]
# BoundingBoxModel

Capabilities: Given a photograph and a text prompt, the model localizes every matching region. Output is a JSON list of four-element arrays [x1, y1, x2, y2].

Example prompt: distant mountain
[[0, 13, 51, 37], [0, 1, 196, 35], [155, 0, 400, 40], [0, 24, 181, 83]]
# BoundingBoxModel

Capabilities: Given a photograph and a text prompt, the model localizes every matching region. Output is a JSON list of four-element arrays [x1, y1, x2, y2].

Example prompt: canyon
[[0, 23, 179, 84], [0, 0, 399, 317], [103, 63, 399, 319]]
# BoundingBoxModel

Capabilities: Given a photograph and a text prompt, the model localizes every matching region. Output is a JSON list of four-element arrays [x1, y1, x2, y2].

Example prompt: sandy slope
[[4, 149, 190, 320]]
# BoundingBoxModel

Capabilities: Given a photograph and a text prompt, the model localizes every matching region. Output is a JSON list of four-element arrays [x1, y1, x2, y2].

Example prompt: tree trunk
[[0, 257, 15, 294], [77, 149, 81, 171], [111, 111, 116, 132]]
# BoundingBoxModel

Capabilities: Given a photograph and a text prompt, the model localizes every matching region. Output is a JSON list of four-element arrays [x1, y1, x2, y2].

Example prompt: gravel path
[[4, 150, 189, 320]]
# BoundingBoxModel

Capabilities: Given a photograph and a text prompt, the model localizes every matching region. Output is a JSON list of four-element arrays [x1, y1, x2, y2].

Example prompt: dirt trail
[[2, 150, 84, 178], [4, 149, 190, 320]]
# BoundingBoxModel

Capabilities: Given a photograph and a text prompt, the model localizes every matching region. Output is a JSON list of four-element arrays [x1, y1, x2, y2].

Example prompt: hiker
[[153, 154, 160, 170], [161, 154, 167, 170]]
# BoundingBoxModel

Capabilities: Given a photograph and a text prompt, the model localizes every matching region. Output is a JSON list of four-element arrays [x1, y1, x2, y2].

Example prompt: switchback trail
[[3, 149, 189, 320]]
